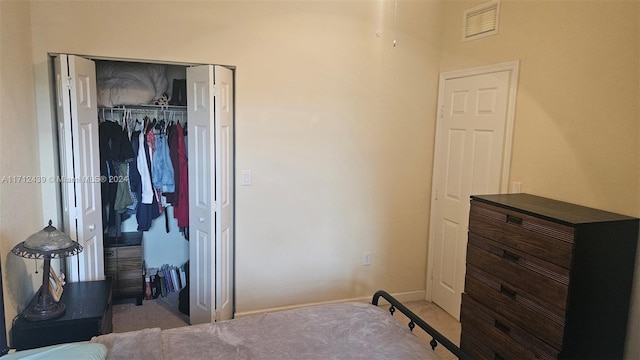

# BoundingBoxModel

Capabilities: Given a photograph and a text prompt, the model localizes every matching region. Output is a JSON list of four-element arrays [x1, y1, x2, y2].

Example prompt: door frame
[[425, 60, 519, 302], [48, 53, 236, 321]]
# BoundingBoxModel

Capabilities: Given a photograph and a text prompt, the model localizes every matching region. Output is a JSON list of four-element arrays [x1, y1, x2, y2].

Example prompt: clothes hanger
[[121, 108, 127, 130]]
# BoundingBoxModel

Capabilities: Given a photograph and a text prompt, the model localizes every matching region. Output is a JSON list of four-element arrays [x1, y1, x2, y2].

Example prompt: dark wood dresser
[[104, 232, 144, 305], [12, 280, 112, 350], [460, 193, 639, 359]]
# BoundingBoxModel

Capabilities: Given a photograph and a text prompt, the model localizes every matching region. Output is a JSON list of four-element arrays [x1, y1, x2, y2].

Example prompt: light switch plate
[[241, 170, 252, 186]]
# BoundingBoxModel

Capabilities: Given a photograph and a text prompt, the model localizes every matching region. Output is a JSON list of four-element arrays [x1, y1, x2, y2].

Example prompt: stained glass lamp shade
[[11, 220, 82, 321]]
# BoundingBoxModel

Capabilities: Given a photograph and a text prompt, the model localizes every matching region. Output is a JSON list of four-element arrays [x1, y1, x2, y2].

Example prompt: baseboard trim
[[234, 289, 426, 318]]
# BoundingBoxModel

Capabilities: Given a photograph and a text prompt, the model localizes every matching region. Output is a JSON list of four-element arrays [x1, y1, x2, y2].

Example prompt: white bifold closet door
[[187, 65, 234, 324], [54, 55, 235, 322], [54, 54, 104, 282]]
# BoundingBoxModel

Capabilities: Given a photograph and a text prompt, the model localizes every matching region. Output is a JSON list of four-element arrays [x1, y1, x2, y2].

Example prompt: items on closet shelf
[[98, 106, 189, 238]]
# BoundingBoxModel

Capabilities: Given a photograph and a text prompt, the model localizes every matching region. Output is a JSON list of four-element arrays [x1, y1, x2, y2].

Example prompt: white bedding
[[96, 61, 168, 107], [91, 302, 441, 360]]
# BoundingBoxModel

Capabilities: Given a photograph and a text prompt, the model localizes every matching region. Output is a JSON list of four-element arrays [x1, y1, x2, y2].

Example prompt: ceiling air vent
[[464, 0, 500, 41]]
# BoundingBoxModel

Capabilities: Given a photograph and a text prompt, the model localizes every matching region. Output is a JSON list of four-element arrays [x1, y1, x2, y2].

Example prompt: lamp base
[[22, 300, 66, 322]]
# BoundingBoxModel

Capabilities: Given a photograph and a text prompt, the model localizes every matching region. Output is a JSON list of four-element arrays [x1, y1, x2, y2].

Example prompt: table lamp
[[11, 220, 83, 321]]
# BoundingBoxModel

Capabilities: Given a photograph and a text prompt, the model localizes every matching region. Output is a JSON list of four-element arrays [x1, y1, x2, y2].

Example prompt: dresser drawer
[[104, 261, 118, 275], [118, 277, 142, 293], [104, 243, 142, 301], [116, 246, 141, 259], [460, 329, 495, 360], [465, 264, 565, 349], [461, 325, 548, 360], [469, 200, 575, 268], [467, 233, 569, 312], [117, 258, 142, 273], [461, 294, 559, 360], [104, 248, 117, 259], [118, 268, 142, 280]]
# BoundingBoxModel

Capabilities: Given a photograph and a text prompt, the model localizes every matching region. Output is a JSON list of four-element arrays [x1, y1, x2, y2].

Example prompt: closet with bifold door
[[53, 54, 235, 324]]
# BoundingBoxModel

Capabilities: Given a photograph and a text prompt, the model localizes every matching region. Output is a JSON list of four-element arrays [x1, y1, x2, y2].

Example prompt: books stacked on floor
[[145, 263, 187, 299]]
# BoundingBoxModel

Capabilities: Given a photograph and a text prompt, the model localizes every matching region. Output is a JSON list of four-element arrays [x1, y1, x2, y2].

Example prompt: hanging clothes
[[137, 131, 154, 205], [146, 128, 164, 214], [136, 129, 161, 231], [164, 124, 180, 205], [114, 162, 133, 212], [98, 108, 189, 235], [173, 123, 189, 228], [127, 132, 142, 216], [152, 133, 175, 194], [99, 120, 135, 238]]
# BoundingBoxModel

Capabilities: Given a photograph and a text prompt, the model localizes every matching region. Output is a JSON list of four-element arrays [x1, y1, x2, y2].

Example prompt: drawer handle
[[494, 320, 511, 335], [502, 251, 520, 262], [105, 251, 114, 257], [500, 285, 517, 299], [506, 214, 523, 225]]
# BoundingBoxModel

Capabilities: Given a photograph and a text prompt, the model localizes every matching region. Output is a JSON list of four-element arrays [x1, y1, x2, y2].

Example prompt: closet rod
[[98, 105, 187, 125], [98, 104, 187, 111]]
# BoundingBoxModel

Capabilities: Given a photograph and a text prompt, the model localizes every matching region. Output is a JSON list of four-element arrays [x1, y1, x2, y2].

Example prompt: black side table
[[11, 280, 112, 350]]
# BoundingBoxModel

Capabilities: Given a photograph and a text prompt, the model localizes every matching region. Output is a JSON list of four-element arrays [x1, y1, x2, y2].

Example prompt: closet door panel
[[54, 55, 76, 260], [214, 65, 234, 322], [187, 65, 216, 325], [67, 55, 104, 281], [55, 54, 104, 282]]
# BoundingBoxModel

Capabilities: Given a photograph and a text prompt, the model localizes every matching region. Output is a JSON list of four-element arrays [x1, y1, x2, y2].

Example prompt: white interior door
[[187, 65, 235, 324], [428, 63, 518, 319], [187, 65, 214, 325], [213, 66, 234, 321], [54, 54, 104, 282]]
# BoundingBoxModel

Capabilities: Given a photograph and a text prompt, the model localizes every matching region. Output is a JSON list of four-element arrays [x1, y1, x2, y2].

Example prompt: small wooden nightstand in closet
[[104, 232, 144, 305]]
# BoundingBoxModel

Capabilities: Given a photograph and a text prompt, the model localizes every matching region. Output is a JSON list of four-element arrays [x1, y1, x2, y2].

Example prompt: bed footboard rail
[[371, 290, 472, 360]]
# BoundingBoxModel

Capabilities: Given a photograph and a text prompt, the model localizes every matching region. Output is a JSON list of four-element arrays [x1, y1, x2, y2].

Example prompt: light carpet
[[112, 292, 189, 333]]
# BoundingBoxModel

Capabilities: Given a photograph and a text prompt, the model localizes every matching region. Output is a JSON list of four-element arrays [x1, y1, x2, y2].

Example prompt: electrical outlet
[[362, 252, 371, 266]]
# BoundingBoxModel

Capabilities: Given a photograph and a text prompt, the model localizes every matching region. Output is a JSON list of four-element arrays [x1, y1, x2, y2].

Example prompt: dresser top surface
[[104, 231, 142, 247], [471, 193, 638, 225]]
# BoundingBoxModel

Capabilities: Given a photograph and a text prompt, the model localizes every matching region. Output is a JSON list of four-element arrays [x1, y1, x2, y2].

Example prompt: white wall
[[0, 0, 45, 334], [439, 1, 640, 356], [27, 1, 444, 313]]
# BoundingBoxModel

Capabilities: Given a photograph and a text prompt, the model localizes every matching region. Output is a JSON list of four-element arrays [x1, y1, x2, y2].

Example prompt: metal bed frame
[[371, 290, 472, 360]]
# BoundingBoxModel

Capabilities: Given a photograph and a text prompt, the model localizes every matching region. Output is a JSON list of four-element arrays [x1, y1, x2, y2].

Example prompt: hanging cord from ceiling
[[375, 0, 399, 48], [393, 0, 398, 47]]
